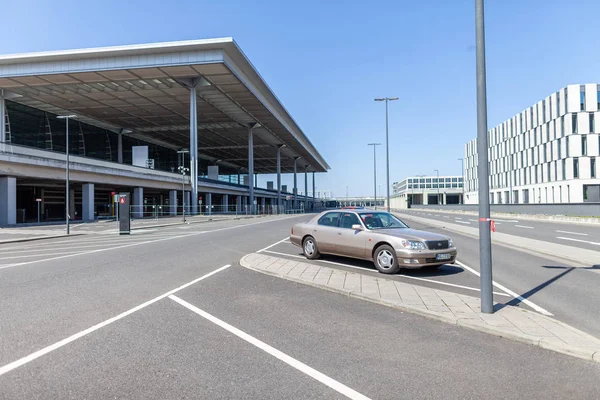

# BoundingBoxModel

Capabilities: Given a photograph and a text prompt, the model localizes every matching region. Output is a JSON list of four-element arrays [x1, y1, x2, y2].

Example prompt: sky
[[2, 0, 600, 198]]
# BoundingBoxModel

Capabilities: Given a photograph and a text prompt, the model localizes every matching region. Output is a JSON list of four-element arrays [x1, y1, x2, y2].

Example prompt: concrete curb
[[240, 253, 600, 364], [130, 215, 263, 231], [0, 233, 85, 245]]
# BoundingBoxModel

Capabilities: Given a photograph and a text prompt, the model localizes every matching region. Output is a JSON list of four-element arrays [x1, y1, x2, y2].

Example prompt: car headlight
[[400, 240, 427, 250], [448, 238, 455, 248]]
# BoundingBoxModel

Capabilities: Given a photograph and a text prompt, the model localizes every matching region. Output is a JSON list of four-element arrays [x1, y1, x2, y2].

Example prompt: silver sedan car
[[290, 210, 457, 274]]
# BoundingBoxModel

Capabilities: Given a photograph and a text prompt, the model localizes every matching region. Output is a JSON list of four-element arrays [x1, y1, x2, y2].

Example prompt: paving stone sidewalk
[[240, 253, 600, 363]]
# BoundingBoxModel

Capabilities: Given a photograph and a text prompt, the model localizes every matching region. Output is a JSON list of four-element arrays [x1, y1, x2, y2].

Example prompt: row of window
[[406, 177, 463, 183], [489, 157, 596, 188]]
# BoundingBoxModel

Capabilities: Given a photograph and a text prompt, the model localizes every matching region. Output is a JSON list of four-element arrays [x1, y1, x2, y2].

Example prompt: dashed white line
[[455, 260, 553, 316], [169, 295, 371, 400], [556, 230, 588, 236], [0, 264, 232, 377], [455, 221, 471, 225], [556, 237, 599, 246], [443, 216, 450, 219], [515, 225, 534, 229]]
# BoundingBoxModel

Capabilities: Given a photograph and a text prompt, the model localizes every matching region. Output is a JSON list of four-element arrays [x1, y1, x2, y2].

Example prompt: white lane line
[[0, 264, 231, 377], [515, 225, 534, 229], [468, 219, 478, 222], [455, 260, 553, 316], [492, 219, 519, 223], [443, 216, 450, 219], [556, 230, 588, 236], [169, 295, 371, 400], [0, 216, 302, 271], [454, 218, 463, 220], [262, 251, 508, 296], [257, 237, 292, 253], [455, 221, 470, 225], [556, 236, 599, 246]]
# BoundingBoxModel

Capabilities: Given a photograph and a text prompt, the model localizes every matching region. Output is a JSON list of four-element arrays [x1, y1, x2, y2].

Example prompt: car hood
[[371, 228, 449, 241]]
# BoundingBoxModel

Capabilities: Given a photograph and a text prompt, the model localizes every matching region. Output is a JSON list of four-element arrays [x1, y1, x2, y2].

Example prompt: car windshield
[[358, 212, 408, 230]]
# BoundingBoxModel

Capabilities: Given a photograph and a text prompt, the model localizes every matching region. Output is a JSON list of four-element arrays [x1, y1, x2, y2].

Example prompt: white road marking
[[556, 230, 588, 236], [169, 295, 371, 400], [491, 219, 519, 223], [0, 264, 231, 377], [443, 216, 450, 219], [556, 237, 599, 246], [455, 221, 470, 225], [455, 260, 553, 316], [468, 219, 478, 222], [262, 250, 508, 296], [256, 237, 292, 253], [0, 216, 302, 271], [515, 225, 534, 229], [455, 218, 463, 220]]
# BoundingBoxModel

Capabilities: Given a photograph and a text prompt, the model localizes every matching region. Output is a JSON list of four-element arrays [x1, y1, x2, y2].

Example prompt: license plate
[[436, 253, 452, 261]]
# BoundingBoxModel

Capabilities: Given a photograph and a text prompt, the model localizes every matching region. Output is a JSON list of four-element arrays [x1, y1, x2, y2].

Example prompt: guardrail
[[409, 203, 600, 217]]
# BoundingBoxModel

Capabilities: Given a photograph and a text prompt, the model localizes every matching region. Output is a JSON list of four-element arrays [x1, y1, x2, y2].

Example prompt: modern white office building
[[389, 175, 464, 208], [464, 84, 600, 204]]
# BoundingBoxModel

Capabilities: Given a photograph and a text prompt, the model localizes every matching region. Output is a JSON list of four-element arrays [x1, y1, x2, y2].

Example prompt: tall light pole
[[178, 149, 190, 222], [458, 158, 465, 204], [476, 0, 493, 313], [374, 97, 398, 212], [57, 115, 77, 234], [367, 143, 381, 209], [434, 169, 440, 205]]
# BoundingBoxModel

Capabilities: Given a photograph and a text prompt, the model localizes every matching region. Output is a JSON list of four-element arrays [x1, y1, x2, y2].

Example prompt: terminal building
[[464, 84, 600, 204], [0, 38, 329, 225], [388, 175, 464, 208]]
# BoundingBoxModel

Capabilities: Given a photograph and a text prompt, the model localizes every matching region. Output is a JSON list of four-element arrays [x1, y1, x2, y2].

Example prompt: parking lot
[[1, 214, 599, 399]]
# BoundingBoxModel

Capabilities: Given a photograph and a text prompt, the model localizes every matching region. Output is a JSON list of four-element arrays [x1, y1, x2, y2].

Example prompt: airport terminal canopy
[[0, 38, 329, 174]]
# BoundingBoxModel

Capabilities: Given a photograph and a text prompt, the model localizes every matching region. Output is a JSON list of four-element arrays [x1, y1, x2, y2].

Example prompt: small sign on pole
[[36, 198, 42, 202], [490, 220, 496, 233]]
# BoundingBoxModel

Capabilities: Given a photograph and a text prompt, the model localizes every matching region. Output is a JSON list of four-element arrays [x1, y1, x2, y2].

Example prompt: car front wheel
[[303, 236, 320, 259], [373, 245, 400, 274]]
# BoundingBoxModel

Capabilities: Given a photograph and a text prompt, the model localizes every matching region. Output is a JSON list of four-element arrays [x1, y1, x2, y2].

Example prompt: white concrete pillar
[[82, 183, 95, 222], [169, 190, 177, 216], [190, 85, 198, 215], [248, 126, 255, 214], [222, 194, 229, 212], [293, 157, 299, 209], [443, 193, 447, 205], [0, 176, 16, 225], [276, 145, 282, 214], [206, 192, 212, 215], [304, 165, 308, 209], [133, 187, 143, 218], [117, 134, 123, 164]]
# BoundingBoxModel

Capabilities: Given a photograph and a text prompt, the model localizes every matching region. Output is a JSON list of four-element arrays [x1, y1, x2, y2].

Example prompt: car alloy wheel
[[377, 249, 395, 270]]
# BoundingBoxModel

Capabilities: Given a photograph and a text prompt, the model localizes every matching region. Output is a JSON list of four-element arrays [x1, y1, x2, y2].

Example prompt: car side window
[[340, 213, 360, 229], [318, 212, 341, 227]]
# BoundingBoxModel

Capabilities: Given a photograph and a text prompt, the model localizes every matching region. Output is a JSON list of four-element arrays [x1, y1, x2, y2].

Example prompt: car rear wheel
[[303, 236, 320, 259], [373, 245, 400, 274]]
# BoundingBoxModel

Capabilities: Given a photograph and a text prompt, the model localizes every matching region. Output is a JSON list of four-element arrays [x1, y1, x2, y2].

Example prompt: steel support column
[[117, 134, 123, 164], [189, 85, 198, 215], [304, 165, 309, 210], [293, 157, 299, 209], [276, 145, 282, 214], [247, 123, 260, 214], [312, 172, 316, 211]]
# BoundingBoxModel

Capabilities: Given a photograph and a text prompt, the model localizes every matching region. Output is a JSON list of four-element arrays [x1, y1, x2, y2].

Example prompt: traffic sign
[[490, 220, 496, 233], [120, 197, 126, 205]]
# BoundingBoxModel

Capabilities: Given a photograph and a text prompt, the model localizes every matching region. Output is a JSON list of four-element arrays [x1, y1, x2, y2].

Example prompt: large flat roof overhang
[[0, 38, 329, 173]]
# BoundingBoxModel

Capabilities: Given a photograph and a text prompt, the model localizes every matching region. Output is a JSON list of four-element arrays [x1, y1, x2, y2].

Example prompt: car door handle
[[338, 232, 342, 235]]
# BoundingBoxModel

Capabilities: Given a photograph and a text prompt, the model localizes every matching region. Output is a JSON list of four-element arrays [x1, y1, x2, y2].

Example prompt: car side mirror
[[352, 224, 364, 231]]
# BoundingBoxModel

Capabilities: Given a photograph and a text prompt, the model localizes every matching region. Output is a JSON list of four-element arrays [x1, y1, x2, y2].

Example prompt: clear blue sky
[[2, 0, 599, 197]]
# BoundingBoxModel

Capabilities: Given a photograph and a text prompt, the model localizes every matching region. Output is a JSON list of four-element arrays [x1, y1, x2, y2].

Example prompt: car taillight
[[291, 227, 294, 235]]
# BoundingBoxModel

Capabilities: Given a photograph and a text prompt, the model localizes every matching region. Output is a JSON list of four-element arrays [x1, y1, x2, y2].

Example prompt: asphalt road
[[1, 214, 599, 399], [402, 209, 600, 251]]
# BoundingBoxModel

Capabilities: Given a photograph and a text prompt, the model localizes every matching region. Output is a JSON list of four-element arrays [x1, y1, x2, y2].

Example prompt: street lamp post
[[177, 149, 190, 223], [374, 97, 398, 212], [476, 0, 494, 313], [57, 115, 77, 235], [458, 158, 465, 204], [434, 169, 440, 205], [367, 143, 381, 209]]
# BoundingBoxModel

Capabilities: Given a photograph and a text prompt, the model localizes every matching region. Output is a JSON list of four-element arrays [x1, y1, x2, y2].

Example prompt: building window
[[582, 135, 587, 156], [560, 116, 564, 137], [554, 162, 558, 181], [580, 89, 585, 111], [547, 163, 551, 182], [562, 159, 566, 180], [573, 157, 579, 178], [572, 114, 578, 133], [592, 158, 596, 179], [558, 141, 562, 159], [566, 136, 569, 157], [598, 90, 600, 110], [535, 165, 538, 184], [590, 114, 595, 133]]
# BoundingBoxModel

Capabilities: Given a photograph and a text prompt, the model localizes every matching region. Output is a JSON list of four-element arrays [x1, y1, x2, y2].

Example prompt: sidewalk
[[240, 253, 600, 363]]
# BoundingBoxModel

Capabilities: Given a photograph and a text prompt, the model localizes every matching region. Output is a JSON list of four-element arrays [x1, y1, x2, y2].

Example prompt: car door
[[335, 212, 367, 258], [312, 212, 342, 253]]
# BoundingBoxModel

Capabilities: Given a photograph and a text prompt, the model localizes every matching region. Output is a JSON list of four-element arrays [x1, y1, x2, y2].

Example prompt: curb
[[130, 215, 263, 231], [240, 254, 599, 364]]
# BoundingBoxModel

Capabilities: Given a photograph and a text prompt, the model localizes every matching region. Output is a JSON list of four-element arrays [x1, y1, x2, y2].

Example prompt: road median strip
[[240, 252, 600, 363]]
